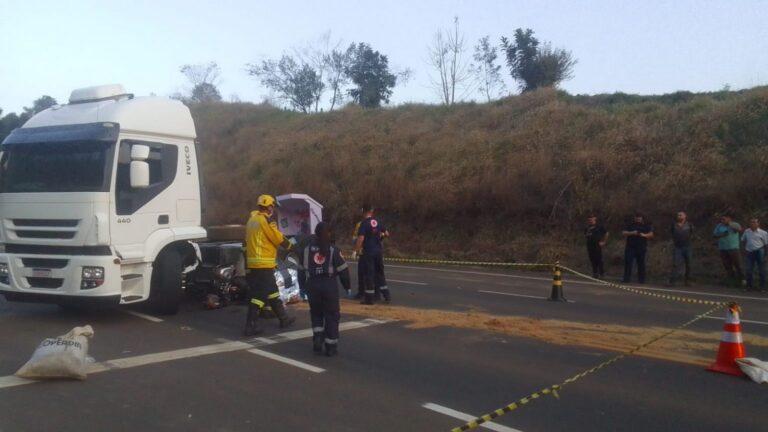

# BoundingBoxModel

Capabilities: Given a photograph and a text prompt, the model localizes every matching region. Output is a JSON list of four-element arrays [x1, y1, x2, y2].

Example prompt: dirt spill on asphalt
[[298, 301, 768, 366]]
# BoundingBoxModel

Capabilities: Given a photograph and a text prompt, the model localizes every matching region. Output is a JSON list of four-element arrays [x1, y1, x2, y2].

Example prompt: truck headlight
[[0, 263, 8, 284], [81, 266, 104, 289]]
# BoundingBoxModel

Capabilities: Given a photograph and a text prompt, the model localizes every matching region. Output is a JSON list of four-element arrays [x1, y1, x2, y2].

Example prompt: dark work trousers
[[623, 247, 647, 284], [745, 250, 766, 290], [670, 246, 692, 284], [307, 278, 341, 344], [356, 253, 366, 297], [246, 268, 279, 309], [362, 252, 390, 301], [720, 249, 744, 283], [587, 244, 604, 278]]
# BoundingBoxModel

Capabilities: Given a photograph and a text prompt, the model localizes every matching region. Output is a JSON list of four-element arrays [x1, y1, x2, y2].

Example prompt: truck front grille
[[15, 230, 77, 239], [26, 277, 64, 289], [21, 258, 69, 269], [12, 219, 79, 227]]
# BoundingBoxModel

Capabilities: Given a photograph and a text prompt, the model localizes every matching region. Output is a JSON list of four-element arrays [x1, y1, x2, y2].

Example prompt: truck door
[[111, 140, 178, 260]]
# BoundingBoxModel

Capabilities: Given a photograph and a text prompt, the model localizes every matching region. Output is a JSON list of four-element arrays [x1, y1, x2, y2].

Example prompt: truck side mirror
[[130, 161, 150, 188], [131, 144, 150, 161], [129, 144, 151, 188]]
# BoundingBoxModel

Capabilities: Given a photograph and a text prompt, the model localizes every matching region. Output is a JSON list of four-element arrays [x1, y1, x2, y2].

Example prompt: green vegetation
[[193, 85, 768, 281]]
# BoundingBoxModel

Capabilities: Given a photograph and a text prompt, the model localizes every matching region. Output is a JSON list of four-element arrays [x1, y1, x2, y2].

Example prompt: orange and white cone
[[707, 303, 746, 377]]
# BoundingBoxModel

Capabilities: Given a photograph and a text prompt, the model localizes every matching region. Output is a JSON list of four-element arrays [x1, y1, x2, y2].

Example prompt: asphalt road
[[1, 262, 767, 432]]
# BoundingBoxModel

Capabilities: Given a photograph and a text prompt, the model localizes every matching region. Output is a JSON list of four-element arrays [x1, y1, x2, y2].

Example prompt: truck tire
[[150, 249, 183, 315]]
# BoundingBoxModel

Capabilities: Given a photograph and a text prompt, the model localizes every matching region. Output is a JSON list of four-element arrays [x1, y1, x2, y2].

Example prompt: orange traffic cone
[[707, 302, 746, 377]]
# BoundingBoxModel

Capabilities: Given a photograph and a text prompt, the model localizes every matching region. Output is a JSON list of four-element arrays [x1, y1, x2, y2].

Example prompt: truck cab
[[0, 84, 205, 313]]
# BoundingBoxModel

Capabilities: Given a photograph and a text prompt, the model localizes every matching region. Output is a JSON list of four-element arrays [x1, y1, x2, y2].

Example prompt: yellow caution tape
[[558, 265, 728, 306], [450, 302, 726, 431], [384, 257, 552, 268]]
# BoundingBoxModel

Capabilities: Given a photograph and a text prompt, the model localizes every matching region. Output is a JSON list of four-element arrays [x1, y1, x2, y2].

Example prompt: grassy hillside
[[192, 87, 768, 282]]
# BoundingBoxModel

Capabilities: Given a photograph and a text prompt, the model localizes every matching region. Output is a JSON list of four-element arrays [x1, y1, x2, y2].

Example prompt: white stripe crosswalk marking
[[247, 348, 325, 373], [422, 403, 523, 432]]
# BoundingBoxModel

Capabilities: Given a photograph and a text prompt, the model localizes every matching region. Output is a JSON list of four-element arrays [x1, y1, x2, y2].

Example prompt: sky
[[1, 0, 767, 113]]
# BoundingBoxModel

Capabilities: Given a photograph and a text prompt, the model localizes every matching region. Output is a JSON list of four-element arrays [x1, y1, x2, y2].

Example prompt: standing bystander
[[713, 213, 744, 287], [669, 211, 694, 286]]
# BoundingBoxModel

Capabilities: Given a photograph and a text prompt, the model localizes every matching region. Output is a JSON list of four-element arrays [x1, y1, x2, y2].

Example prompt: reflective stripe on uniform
[[303, 247, 310, 283], [336, 262, 348, 272], [325, 338, 338, 345], [251, 298, 265, 307], [379, 285, 389, 291], [328, 247, 335, 277], [267, 291, 281, 300], [365, 290, 375, 294], [313, 327, 324, 333], [247, 257, 277, 267]]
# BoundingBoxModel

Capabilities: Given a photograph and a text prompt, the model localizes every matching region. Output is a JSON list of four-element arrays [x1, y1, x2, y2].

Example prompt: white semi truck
[[0, 84, 206, 314]]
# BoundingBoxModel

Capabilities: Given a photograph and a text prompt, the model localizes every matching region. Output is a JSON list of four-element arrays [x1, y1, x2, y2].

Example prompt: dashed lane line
[[385, 264, 768, 302], [388, 278, 428, 285], [423, 403, 523, 432], [124, 310, 164, 323], [247, 348, 325, 373], [478, 290, 576, 303], [0, 318, 389, 390]]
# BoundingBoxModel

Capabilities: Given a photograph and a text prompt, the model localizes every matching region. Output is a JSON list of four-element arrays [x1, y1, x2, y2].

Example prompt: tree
[[470, 36, 505, 102], [180, 62, 223, 103], [345, 43, 398, 108], [324, 48, 353, 110], [247, 55, 324, 113], [501, 28, 576, 92], [427, 17, 472, 105]]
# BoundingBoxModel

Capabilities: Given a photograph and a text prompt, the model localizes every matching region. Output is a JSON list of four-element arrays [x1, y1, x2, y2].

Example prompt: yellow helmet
[[257, 194, 278, 208]]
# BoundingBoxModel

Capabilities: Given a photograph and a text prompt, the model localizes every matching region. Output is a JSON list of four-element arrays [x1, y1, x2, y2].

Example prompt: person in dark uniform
[[354, 204, 390, 305], [584, 214, 608, 279], [622, 213, 654, 284], [298, 222, 351, 356]]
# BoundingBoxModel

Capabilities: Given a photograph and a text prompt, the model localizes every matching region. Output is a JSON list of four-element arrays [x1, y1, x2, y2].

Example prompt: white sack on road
[[15, 325, 94, 380], [736, 358, 768, 384]]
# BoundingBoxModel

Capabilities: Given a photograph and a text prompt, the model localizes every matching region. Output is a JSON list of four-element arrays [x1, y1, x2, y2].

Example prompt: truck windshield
[[0, 141, 113, 193]]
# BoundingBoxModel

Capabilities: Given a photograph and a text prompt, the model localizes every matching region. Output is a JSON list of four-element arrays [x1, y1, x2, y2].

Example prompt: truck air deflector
[[2, 122, 120, 145]]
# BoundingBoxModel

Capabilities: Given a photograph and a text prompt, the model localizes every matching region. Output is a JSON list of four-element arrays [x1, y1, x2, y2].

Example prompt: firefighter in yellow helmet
[[243, 194, 296, 336]]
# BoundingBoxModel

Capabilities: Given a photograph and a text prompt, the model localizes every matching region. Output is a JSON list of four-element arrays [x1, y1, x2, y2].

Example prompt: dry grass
[[192, 87, 768, 282]]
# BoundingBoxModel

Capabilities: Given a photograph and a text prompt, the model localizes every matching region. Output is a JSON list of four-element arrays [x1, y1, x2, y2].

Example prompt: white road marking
[[0, 319, 389, 390], [124, 310, 164, 323], [479, 290, 576, 303], [247, 348, 325, 373], [386, 264, 768, 302], [703, 316, 768, 326], [479, 290, 547, 300], [422, 403, 523, 432], [388, 278, 428, 285]]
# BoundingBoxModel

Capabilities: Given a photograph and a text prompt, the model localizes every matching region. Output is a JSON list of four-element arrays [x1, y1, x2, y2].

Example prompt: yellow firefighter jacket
[[245, 210, 290, 269]]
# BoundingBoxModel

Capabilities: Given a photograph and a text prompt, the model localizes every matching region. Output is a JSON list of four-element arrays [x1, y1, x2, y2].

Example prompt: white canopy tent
[[276, 193, 323, 236]]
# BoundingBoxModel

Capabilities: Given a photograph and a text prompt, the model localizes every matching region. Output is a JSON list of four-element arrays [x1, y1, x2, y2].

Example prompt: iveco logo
[[184, 145, 192, 175]]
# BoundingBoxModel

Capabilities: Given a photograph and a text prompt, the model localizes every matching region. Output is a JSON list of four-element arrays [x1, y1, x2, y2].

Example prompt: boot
[[382, 288, 391, 304], [270, 298, 296, 328], [360, 292, 374, 305], [325, 343, 338, 357], [312, 333, 324, 354], [243, 304, 263, 337]]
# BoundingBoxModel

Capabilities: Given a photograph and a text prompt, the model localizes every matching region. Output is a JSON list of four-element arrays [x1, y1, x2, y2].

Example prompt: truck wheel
[[150, 249, 183, 315]]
